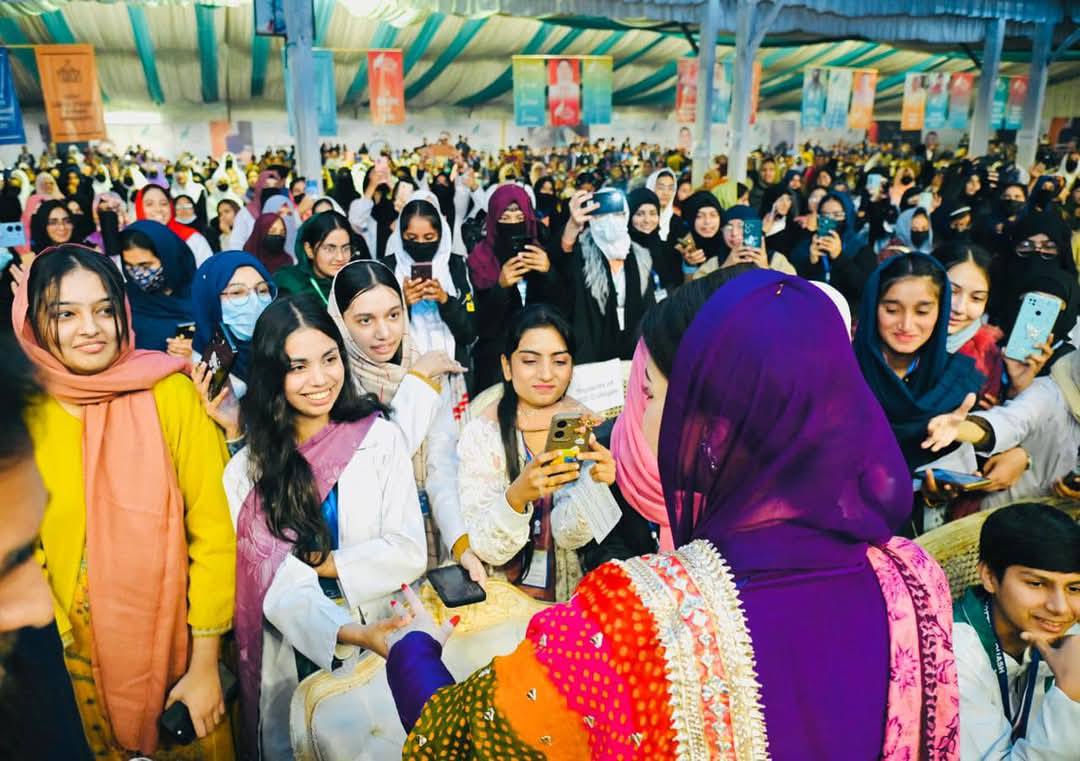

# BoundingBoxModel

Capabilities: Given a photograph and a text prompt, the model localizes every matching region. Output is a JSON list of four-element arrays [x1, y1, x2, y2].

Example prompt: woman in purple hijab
[[377, 269, 960, 760]]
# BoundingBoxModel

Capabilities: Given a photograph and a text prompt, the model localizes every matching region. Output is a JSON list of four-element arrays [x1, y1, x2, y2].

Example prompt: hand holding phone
[[742, 219, 763, 250], [203, 325, 237, 400], [427, 565, 487, 608], [410, 262, 433, 282], [1005, 292, 1062, 362]]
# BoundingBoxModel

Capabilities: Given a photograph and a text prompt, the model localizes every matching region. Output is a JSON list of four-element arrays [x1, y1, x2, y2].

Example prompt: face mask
[[293, 193, 305, 205], [1067, 158, 1078, 173], [900, 174, 914, 185], [1002, 199, 1024, 217], [496, 220, 526, 245], [403, 238, 439, 262], [125, 264, 165, 293], [217, 181, 229, 191], [176, 213, 197, 225], [123, 176, 134, 187], [262, 234, 286, 255], [589, 213, 631, 260], [221, 293, 271, 341], [536, 192, 557, 213], [910, 230, 929, 247], [96, 173, 107, 183]]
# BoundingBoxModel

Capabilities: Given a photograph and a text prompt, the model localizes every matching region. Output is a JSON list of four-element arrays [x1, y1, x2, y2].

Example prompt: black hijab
[[681, 190, 725, 259], [626, 187, 660, 248]]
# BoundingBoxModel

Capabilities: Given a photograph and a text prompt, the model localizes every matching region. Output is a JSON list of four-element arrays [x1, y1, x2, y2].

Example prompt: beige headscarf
[[1051, 350, 1080, 424]]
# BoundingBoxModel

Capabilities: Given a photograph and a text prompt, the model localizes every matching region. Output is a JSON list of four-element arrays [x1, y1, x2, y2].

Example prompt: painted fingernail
[[401, 583, 408, 591], [450, 615, 461, 626], [390, 600, 397, 607]]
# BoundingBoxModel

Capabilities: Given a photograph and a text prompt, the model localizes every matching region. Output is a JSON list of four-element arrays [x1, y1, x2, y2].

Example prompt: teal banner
[[991, 76, 1008, 129], [712, 61, 733, 124], [581, 57, 612, 124], [513, 57, 546, 127]]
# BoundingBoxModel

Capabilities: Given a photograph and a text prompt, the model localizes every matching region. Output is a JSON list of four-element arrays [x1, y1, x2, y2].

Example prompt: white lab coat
[[956, 619, 1080, 759], [347, 196, 378, 258], [227, 206, 257, 251], [223, 417, 427, 760]]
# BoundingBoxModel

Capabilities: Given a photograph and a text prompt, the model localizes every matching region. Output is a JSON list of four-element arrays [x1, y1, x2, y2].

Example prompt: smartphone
[[159, 663, 238, 745], [98, 210, 121, 256], [0, 221, 24, 249], [510, 234, 531, 255], [203, 324, 237, 400], [817, 216, 838, 239], [1004, 292, 1062, 361], [305, 178, 319, 197], [410, 262, 433, 281], [677, 232, 696, 251], [742, 219, 763, 249], [929, 469, 994, 492], [427, 564, 486, 608], [591, 188, 626, 215], [544, 412, 594, 455], [917, 191, 934, 211], [174, 321, 196, 341]]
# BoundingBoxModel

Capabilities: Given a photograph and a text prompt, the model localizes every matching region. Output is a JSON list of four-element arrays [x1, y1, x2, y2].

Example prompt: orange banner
[[675, 58, 698, 124], [749, 61, 762, 125], [35, 44, 105, 142], [900, 73, 926, 132], [368, 49, 405, 125], [848, 70, 878, 130]]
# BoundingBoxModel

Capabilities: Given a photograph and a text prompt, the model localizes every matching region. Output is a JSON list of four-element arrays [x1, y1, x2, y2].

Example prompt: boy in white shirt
[[955, 503, 1080, 759]]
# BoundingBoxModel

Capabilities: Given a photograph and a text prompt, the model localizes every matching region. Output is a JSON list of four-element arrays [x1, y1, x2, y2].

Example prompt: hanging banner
[[946, 72, 974, 130], [676, 57, 698, 124], [1005, 75, 1028, 130], [285, 48, 338, 137], [801, 67, 826, 129], [824, 68, 853, 129], [923, 72, 950, 130], [749, 60, 762, 125], [847, 69, 877, 130], [900, 73, 927, 131], [0, 49, 25, 145], [35, 44, 106, 143], [991, 76, 1009, 129], [513, 56, 547, 127], [368, 48, 405, 125], [711, 60, 733, 123], [581, 57, 613, 125], [548, 57, 581, 127]]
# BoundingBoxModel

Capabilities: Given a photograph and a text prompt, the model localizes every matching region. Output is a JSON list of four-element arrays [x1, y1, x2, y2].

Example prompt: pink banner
[[547, 58, 581, 127], [368, 49, 405, 125], [676, 58, 698, 124]]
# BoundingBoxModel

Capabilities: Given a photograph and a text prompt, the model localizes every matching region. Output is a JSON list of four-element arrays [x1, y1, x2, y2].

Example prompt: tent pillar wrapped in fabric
[[1016, 20, 1053, 170], [283, 0, 321, 190], [970, 17, 1005, 158], [691, 0, 719, 189]]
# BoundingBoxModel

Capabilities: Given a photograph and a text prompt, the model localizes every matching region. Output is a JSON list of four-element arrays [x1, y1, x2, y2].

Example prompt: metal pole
[[729, 0, 756, 184], [969, 17, 1005, 158], [282, 0, 321, 191], [1016, 20, 1053, 170], [692, 0, 720, 188]]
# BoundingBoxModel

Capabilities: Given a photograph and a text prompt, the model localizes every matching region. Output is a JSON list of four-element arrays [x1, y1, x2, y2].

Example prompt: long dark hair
[[242, 294, 387, 564], [331, 260, 405, 364], [301, 210, 351, 255], [876, 252, 946, 304], [29, 200, 71, 253], [934, 241, 993, 289], [27, 244, 129, 351], [496, 304, 576, 482]]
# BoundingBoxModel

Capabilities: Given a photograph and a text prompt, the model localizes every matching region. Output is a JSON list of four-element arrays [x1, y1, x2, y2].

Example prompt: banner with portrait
[[801, 67, 827, 129], [923, 71, 950, 130], [946, 72, 974, 130], [35, 44, 106, 142], [368, 49, 405, 125], [676, 57, 698, 124], [900, 73, 927, 131], [547, 58, 581, 127], [1005, 75, 1028, 130], [847, 69, 877, 130], [512, 56, 547, 127]]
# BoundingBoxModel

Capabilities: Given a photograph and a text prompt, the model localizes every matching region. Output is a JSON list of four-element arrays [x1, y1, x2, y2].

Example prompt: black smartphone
[[410, 262, 433, 281], [591, 187, 625, 215], [174, 321, 196, 341], [203, 324, 237, 400], [159, 663, 238, 746], [427, 565, 486, 608], [510, 233, 531, 255], [98, 210, 121, 256]]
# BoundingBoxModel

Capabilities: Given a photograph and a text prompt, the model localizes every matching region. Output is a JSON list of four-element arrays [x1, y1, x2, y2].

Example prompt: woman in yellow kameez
[[14, 244, 236, 760]]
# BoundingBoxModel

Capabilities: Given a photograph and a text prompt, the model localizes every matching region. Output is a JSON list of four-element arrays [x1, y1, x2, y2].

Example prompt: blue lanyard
[[984, 598, 1040, 740], [321, 485, 340, 551], [821, 253, 831, 282]]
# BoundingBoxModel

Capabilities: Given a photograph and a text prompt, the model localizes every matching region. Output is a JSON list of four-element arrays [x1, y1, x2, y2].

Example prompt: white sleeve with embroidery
[[456, 417, 532, 566]]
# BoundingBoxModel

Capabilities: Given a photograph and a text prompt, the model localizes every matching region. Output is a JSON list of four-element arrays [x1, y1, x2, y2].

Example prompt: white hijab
[[645, 168, 677, 241]]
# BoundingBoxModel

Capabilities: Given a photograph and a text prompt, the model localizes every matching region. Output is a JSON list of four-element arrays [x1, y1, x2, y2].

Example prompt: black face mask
[[536, 192, 557, 213], [899, 174, 914, 185], [96, 173, 107, 183], [1001, 199, 1025, 217], [260, 186, 284, 207], [262, 234, 286, 255], [403, 238, 439, 262], [1067, 158, 1078, 173], [217, 182, 229, 191], [293, 193, 305, 205], [123, 176, 134, 187], [910, 230, 929, 247]]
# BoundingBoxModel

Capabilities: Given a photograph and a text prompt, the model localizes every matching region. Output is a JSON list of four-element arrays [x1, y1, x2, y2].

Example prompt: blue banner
[[581, 57, 612, 125], [512, 57, 546, 127], [801, 67, 826, 129], [712, 61, 733, 124], [284, 48, 338, 137], [0, 49, 26, 146]]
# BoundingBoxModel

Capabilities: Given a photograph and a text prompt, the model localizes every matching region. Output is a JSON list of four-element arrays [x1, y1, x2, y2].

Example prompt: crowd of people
[[0, 128, 1078, 761]]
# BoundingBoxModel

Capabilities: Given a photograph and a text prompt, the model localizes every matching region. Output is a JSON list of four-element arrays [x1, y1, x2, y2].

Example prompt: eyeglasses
[[47, 217, 73, 228], [317, 243, 353, 259], [221, 281, 273, 306], [820, 212, 847, 222], [1015, 240, 1058, 259]]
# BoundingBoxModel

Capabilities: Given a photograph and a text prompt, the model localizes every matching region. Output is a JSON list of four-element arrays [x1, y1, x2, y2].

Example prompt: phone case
[[411, 263, 433, 281], [817, 217, 837, 238], [204, 325, 237, 400], [544, 412, 593, 453], [175, 322, 196, 340], [1004, 292, 1061, 361], [742, 220, 763, 249], [929, 469, 994, 492], [0, 222, 24, 249], [427, 565, 486, 608]]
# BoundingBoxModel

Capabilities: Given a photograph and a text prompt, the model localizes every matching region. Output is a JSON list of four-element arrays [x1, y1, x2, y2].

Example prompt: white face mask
[[590, 212, 631, 260]]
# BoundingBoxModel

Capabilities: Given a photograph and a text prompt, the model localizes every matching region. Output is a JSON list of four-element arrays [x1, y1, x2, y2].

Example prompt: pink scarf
[[611, 341, 672, 550], [234, 416, 377, 760]]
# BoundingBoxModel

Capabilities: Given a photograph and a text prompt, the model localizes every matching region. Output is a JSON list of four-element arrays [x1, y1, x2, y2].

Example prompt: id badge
[[654, 287, 668, 302], [521, 549, 549, 589]]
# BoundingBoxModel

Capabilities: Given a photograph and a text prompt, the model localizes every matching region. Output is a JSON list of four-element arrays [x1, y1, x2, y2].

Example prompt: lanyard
[[984, 598, 1041, 740], [821, 253, 831, 282], [309, 278, 329, 306]]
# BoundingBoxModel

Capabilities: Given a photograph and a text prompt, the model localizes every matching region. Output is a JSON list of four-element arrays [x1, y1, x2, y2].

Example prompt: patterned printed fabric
[[402, 537, 958, 760]]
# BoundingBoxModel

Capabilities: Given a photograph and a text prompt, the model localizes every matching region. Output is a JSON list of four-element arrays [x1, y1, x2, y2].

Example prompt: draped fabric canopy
[[0, 0, 1076, 112]]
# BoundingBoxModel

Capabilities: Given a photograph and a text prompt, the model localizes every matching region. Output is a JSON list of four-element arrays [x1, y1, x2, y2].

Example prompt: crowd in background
[[0, 126, 1079, 760]]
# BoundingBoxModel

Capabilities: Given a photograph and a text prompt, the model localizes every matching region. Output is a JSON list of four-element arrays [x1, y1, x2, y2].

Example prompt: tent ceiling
[[0, 0, 1077, 114]]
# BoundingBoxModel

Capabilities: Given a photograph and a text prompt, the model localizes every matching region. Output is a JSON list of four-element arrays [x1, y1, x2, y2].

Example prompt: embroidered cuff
[[451, 535, 471, 562], [408, 370, 442, 394], [191, 622, 233, 637]]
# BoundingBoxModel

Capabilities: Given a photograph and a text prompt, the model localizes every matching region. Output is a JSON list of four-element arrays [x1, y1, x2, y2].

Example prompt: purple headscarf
[[466, 184, 537, 290], [658, 269, 910, 757]]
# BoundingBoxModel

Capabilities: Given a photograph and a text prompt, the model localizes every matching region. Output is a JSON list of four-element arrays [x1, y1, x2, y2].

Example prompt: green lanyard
[[308, 278, 329, 306]]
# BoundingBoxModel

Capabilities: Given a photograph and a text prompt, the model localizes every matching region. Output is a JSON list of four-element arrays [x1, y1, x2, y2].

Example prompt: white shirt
[[223, 417, 427, 760], [956, 619, 1080, 759], [227, 206, 256, 251]]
